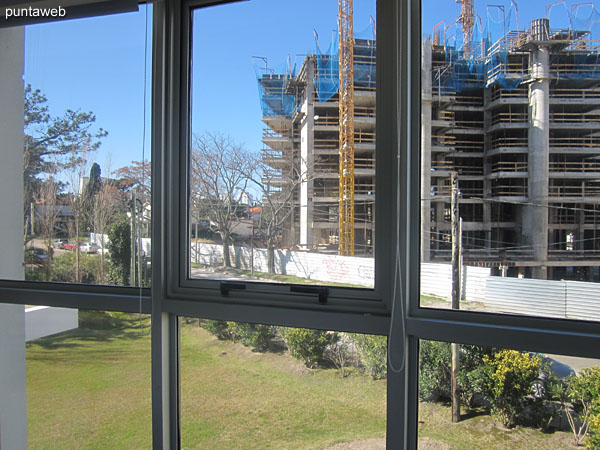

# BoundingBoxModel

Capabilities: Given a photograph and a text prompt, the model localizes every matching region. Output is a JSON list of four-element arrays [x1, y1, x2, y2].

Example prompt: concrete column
[[300, 58, 315, 248], [482, 88, 493, 249], [0, 26, 27, 450], [421, 41, 433, 262], [526, 45, 550, 279]]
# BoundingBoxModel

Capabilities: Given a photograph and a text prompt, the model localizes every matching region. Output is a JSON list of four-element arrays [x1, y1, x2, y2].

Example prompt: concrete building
[[421, 17, 600, 281], [257, 35, 376, 255]]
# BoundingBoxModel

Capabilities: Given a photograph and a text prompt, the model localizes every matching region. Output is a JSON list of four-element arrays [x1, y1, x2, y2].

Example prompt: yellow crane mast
[[457, 0, 475, 53], [338, 0, 355, 256]]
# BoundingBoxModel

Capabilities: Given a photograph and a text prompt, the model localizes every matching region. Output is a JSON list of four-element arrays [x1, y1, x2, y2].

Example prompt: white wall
[[25, 307, 79, 342], [0, 26, 27, 450], [191, 243, 489, 299]]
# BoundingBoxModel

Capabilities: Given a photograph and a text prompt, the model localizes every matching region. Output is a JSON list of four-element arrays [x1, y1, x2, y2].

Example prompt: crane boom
[[338, 0, 355, 256]]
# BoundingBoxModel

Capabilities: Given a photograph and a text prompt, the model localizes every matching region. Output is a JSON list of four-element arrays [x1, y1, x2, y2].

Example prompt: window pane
[[0, 7, 152, 286], [26, 308, 151, 449], [420, 1, 600, 320], [189, 1, 376, 288], [180, 318, 386, 448], [418, 339, 600, 449]]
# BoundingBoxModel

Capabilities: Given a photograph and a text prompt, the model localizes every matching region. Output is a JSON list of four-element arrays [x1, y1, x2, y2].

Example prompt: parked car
[[63, 241, 77, 251], [53, 239, 68, 249], [79, 242, 99, 254], [529, 353, 575, 398], [25, 247, 48, 266]]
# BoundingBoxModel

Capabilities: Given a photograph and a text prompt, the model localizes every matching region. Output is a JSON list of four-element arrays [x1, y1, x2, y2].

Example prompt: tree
[[107, 217, 131, 285], [190, 132, 251, 268], [34, 174, 60, 281], [92, 182, 122, 283], [81, 162, 102, 228], [23, 85, 107, 214], [115, 160, 151, 199], [246, 152, 309, 273]]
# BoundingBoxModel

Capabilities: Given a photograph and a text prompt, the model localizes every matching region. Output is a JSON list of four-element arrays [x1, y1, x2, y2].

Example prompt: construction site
[[256, 0, 600, 281]]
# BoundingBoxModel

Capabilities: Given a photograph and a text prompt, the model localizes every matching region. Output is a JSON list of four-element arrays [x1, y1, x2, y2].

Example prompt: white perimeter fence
[[191, 242, 599, 321]]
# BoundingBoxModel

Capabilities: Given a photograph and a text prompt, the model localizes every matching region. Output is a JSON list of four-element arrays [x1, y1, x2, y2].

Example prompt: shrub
[[227, 322, 275, 352], [419, 340, 450, 401], [351, 334, 387, 380], [51, 252, 99, 284], [418, 341, 492, 404], [107, 217, 131, 285], [325, 333, 353, 377], [566, 366, 600, 447], [587, 412, 600, 450], [482, 350, 541, 427], [203, 320, 230, 340], [281, 328, 332, 368]]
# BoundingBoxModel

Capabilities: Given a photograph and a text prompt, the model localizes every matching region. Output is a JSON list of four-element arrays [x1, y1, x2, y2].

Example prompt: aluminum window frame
[[157, 0, 397, 334], [1, 0, 599, 448]]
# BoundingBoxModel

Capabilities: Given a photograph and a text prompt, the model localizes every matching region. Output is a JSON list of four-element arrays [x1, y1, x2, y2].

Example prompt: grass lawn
[[418, 402, 578, 449], [26, 312, 152, 450], [179, 323, 386, 449], [27, 313, 580, 449]]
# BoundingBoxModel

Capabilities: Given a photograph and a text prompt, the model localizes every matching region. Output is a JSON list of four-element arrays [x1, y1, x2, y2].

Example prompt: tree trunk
[[222, 232, 231, 268], [267, 245, 275, 274], [75, 216, 81, 283]]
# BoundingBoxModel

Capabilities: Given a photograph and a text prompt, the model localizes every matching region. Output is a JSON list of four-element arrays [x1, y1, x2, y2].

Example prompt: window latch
[[290, 286, 329, 304], [220, 282, 246, 296]]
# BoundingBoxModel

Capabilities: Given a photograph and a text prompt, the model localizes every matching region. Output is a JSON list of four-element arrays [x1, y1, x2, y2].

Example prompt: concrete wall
[[191, 243, 490, 300], [0, 26, 27, 450], [25, 307, 79, 342]]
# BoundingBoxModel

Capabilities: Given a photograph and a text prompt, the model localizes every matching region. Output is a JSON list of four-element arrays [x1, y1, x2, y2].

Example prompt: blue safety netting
[[314, 23, 376, 102], [255, 59, 297, 117], [482, 3, 523, 90], [568, 3, 600, 79]]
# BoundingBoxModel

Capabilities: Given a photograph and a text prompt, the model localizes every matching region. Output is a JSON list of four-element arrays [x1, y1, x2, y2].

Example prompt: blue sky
[[23, 0, 598, 179]]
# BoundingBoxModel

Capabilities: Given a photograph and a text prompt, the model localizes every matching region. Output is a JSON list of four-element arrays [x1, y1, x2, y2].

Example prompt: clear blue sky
[[23, 0, 598, 178]]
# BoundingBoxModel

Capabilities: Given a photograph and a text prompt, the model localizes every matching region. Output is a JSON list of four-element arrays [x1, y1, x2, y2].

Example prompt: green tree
[[107, 217, 131, 285], [24, 85, 107, 225]]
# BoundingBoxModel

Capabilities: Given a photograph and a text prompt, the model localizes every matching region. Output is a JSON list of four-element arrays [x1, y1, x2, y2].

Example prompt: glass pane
[[26, 307, 151, 449], [418, 339, 600, 449], [0, 7, 152, 286], [180, 318, 386, 448], [420, 1, 600, 320], [189, 0, 376, 287]]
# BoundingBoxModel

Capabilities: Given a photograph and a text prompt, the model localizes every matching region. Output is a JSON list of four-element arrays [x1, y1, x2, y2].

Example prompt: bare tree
[[65, 142, 91, 283], [92, 182, 122, 283], [246, 151, 311, 274], [34, 174, 61, 281], [190, 132, 251, 268]]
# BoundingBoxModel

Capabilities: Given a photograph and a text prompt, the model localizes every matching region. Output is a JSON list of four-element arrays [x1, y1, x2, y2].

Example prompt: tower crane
[[457, 0, 475, 53], [338, 0, 355, 256]]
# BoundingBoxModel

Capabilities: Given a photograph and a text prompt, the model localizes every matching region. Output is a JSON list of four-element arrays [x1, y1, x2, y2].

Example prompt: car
[[53, 239, 68, 249], [79, 242, 99, 254], [529, 353, 575, 398], [63, 241, 77, 251], [24, 247, 48, 265]]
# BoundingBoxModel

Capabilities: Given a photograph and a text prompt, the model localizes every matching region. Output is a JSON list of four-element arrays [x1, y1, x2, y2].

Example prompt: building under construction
[[257, 2, 600, 280], [256, 22, 376, 256], [422, 3, 600, 281]]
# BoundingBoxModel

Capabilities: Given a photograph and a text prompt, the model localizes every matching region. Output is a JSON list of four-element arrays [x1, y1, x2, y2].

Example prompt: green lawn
[[179, 323, 386, 449], [26, 312, 152, 450], [27, 313, 578, 449], [26, 313, 386, 449]]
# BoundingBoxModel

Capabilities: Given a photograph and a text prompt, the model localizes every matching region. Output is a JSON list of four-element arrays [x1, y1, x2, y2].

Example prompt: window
[[1, 0, 599, 449]]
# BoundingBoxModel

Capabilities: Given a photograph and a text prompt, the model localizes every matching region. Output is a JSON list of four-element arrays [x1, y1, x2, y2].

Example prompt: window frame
[[154, 0, 399, 335], [0, 0, 599, 449]]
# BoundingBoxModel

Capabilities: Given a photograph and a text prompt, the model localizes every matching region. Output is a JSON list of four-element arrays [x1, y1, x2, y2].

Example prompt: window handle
[[220, 282, 246, 296], [290, 286, 329, 304]]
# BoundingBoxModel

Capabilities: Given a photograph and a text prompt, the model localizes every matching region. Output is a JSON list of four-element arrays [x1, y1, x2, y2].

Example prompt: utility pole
[[451, 171, 461, 423], [130, 190, 137, 286]]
